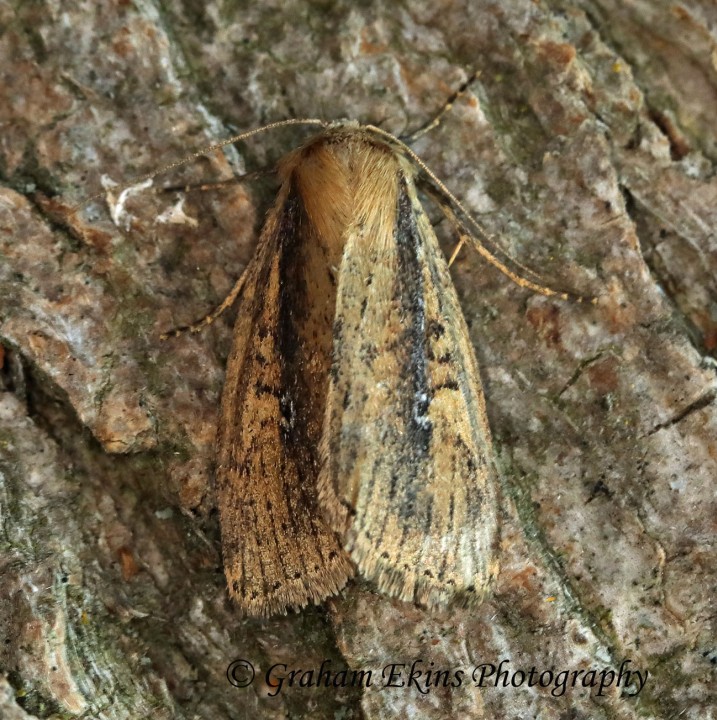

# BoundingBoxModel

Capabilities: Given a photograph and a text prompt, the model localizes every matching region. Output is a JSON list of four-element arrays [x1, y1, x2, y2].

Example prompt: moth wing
[[319, 175, 498, 608], [217, 193, 353, 616]]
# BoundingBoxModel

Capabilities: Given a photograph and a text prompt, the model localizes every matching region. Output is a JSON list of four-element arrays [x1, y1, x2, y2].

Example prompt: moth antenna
[[72, 118, 327, 213], [403, 69, 482, 143]]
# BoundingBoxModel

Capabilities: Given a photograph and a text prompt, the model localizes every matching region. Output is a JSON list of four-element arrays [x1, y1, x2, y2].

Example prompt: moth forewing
[[215, 149, 355, 617], [316, 135, 499, 609]]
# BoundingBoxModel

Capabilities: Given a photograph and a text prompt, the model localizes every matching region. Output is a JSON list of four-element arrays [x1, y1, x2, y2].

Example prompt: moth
[[213, 118, 511, 618], [156, 117, 575, 617]]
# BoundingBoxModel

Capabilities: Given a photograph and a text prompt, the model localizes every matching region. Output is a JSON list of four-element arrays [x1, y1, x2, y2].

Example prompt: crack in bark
[[557, 351, 609, 398], [620, 184, 713, 356], [645, 387, 717, 436], [508, 468, 622, 662]]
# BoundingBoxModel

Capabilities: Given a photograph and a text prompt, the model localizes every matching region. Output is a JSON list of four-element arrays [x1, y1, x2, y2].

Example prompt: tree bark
[[0, 1, 715, 718]]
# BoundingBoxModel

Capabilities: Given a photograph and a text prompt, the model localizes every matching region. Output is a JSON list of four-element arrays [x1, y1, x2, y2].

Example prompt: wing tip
[[347, 537, 499, 611], [226, 554, 355, 618]]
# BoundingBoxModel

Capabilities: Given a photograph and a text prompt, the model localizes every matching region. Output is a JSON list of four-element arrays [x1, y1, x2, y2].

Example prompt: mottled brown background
[[0, 1, 715, 718]]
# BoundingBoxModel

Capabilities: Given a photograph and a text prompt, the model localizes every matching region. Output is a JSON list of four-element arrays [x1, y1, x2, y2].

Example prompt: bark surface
[[0, 1, 715, 718]]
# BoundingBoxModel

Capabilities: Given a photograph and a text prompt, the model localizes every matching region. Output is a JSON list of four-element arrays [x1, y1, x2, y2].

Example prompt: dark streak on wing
[[395, 187, 433, 457], [391, 181, 437, 526]]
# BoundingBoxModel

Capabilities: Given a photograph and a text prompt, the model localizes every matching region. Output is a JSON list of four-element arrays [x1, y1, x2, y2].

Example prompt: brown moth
[[74, 89, 583, 616], [214, 120, 507, 616], [142, 113, 579, 617]]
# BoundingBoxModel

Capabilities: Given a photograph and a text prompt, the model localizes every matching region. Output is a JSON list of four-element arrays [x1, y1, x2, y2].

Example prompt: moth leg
[[447, 236, 467, 268], [367, 126, 596, 304], [428, 189, 596, 304], [160, 267, 250, 340], [77, 119, 327, 211], [159, 168, 272, 195], [401, 69, 481, 143], [160, 173, 281, 340]]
